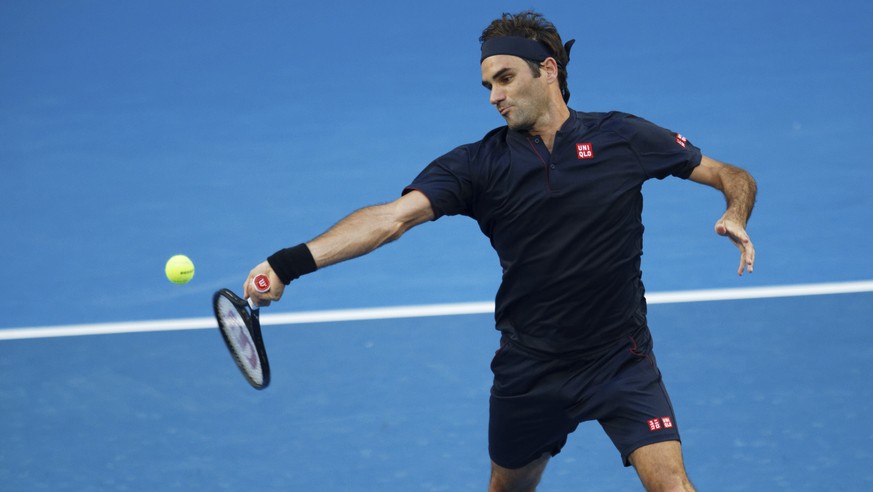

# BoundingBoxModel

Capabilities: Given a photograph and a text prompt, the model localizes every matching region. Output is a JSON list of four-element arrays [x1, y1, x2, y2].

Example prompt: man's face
[[481, 54, 548, 131]]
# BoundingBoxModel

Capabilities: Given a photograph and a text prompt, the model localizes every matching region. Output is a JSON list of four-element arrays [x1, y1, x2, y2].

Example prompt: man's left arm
[[688, 155, 758, 276]]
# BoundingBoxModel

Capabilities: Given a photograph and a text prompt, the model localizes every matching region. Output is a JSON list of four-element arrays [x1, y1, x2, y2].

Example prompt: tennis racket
[[212, 274, 272, 389]]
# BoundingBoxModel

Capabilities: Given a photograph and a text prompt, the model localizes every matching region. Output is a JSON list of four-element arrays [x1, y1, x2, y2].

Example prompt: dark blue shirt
[[404, 110, 702, 354]]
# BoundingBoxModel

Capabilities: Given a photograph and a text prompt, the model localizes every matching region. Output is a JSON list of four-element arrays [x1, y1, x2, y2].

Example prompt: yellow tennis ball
[[165, 255, 195, 284]]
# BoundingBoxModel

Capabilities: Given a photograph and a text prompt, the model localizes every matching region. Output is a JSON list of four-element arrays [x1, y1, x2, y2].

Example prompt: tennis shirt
[[404, 110, 702, 355]]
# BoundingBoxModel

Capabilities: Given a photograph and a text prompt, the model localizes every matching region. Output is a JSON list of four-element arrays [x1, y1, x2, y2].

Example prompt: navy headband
[[480, 36, 576, 66], [480, 36, 552, 63]]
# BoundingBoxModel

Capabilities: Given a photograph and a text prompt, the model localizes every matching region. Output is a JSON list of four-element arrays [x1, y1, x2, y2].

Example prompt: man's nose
[[490, 87, 505, 106]]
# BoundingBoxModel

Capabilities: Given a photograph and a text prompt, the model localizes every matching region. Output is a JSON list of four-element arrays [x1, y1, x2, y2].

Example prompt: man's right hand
[[243, 261, 286, 307]]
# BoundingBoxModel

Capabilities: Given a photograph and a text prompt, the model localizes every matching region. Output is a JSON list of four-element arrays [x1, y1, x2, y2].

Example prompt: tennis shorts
[[488, 328, 680, 469]]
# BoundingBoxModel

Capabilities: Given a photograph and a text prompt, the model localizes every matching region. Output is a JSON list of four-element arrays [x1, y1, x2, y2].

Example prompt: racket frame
[[212, 288, 271, 389]]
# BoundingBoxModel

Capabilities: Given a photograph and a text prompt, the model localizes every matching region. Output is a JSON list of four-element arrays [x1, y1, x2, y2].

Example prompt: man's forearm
[[719, 164, 757, 225], [306, 191, 435, 269], [307, 204, 403, 269]]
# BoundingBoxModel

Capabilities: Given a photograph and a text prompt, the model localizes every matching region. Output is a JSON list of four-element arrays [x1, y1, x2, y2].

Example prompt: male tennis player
[[245, 11, 755, 492]]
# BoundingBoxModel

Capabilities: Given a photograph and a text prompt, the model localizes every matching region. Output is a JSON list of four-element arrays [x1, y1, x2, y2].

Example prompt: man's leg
[[628, 440, 695, 492], [489, 453, 550, 492]]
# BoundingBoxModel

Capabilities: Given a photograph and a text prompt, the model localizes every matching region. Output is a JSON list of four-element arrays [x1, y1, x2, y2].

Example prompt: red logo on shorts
[[675, 134, 687, 148], [648, 417, 674, 432], [576, 143, 594, 159]]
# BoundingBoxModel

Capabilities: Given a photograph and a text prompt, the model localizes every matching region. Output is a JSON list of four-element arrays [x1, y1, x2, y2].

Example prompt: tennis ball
[[165, 255, 195, 284]]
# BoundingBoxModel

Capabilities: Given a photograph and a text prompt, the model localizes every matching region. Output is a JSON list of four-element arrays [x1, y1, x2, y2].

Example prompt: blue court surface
[[2, 1, 872, 490]]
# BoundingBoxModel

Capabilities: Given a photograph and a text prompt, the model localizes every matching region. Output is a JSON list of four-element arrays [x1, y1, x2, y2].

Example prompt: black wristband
[[267, 243, 318, 285]]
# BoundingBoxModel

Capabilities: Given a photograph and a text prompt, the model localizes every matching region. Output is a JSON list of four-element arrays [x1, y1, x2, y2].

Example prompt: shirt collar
[[505, 108, 578, 143]]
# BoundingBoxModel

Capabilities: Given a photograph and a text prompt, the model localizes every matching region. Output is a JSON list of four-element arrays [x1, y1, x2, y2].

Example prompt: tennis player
[[245, 11, 755, 492]]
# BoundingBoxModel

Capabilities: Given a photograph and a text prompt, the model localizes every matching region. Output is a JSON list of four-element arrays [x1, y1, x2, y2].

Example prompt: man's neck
[[529, 103, 570, 152]]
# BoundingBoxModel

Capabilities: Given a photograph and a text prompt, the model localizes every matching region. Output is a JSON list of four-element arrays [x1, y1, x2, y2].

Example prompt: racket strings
[[214, 290, 269, 389]]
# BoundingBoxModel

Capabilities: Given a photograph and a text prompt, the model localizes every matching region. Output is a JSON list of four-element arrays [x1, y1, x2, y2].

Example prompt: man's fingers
[[243, 274, 254, 299], [738, 252, 749, 276], [744, 239, 756, 275], [716, 218, 755, 276], [736, 237, 755, 276]]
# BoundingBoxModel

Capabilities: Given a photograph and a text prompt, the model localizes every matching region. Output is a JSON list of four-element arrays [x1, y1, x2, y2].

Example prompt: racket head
[[212, 288, 271, 389]]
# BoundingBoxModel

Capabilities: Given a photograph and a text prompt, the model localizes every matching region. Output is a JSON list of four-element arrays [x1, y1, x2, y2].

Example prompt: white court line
[[1, 280, 872, 341]]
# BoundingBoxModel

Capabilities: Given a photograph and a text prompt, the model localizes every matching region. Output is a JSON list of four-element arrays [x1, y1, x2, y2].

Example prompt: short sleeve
[[619, 115, 702, 180], [402, 145, 475, 219]]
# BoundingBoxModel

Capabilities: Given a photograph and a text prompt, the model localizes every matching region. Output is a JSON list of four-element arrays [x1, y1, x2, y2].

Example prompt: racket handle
[[248, 274, 271, 310]]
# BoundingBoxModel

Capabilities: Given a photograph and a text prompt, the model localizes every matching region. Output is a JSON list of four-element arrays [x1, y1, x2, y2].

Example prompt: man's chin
[[506, 119, 533, 132]]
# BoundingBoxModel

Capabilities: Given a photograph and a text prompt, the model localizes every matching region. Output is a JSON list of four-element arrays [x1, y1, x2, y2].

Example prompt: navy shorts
[[488, 329, 680, 468]]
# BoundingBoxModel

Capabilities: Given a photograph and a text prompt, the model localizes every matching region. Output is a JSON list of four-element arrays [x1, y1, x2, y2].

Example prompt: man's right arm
[[245, 190, 435, 305], [688, 155, 757, 275], [307, 189, 435, 269]]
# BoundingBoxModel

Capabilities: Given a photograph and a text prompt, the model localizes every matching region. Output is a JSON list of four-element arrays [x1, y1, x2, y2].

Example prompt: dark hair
[[479, 11, 572, 102]]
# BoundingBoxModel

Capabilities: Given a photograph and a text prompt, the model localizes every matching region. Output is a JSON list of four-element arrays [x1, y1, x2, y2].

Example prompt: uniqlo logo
[[648, 417, 673, 431], [576, 143, 594, 159], [675, 134, 687, 148]]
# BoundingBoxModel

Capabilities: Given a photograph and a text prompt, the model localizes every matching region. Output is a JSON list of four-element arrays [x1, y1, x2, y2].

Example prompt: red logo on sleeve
[[676, 134, 687, 148], [576, 143, 594, 159]]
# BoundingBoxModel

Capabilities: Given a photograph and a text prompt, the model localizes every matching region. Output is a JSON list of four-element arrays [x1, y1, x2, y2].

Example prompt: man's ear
[[541, 57, 559, 83]]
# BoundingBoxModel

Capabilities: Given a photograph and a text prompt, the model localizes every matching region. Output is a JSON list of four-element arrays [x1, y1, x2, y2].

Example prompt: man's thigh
[[488, 341, 577, 469], [591, 339, 682, 466]]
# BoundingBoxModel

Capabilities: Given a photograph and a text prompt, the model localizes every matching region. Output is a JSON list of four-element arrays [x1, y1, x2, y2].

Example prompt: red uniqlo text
[[576, 143, 594, 159]]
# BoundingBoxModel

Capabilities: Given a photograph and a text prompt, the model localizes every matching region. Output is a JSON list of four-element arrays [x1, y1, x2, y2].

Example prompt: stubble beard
[[505, 106, 536, 132], [503, 88, 548, 132]]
